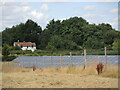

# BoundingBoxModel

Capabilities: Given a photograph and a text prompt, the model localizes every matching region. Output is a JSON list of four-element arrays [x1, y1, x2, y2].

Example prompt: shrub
[[13, 46, 21, 50], [10, 50, 23, 55], [2, 44, 10, 56], [10, 50, 33, 55], [2, 56, 17, 61]]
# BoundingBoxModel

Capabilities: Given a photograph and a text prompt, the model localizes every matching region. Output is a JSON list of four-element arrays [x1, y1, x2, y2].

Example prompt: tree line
[[2, 16, 120, 51]]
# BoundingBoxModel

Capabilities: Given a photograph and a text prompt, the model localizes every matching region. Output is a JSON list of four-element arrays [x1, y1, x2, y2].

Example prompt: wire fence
[[12, 55, 118, 68], [10, 47, 119, 69]]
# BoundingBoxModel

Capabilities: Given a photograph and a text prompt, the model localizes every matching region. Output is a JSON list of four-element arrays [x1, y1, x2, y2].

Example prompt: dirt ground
[[1, 62, 118, 88]]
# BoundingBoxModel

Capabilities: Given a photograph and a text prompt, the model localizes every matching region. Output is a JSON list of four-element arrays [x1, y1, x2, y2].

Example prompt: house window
[[27, 46, 28, 48], [21, 45, 23, 48], [32, 45, 33, 48]]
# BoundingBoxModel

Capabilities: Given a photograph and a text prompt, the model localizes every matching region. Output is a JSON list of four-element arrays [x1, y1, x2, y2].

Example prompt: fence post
[[50, 56, 53, 68], [97, 56, 100, 64], [70, 52, 72, 66], [60, 54, 62, 67], [43, 56, 45, 68], [36, 57, 37, 69], [105, 47, 107, 65], [20, 57, 23, 71], [84, 49, 87, 69]]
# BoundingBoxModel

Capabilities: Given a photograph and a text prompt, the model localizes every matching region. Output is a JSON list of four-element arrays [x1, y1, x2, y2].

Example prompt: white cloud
[[0, 0, 119, 3], [108, 17, 118, 30], [31, 10, 44, 19], [0, 5, 2, 19], [110, 8, 118, 13], [60, 18, 67, 21], [54, 18, 67, 22], [82, 14, 104, 23], [40, 0, 73, 2], [0, 1, 118, 31], [82, 4, 118, 30], [84, 5, 97, 11], [83, 13, 118, 30], [22, 6, 31, 12], [41, 0, 119, 2], [0, 3, 50, 31], [91, 0, 119, 2], [0, 0, 74, 3], [1, 0, 16, 3], [41, 4, 48, 11]]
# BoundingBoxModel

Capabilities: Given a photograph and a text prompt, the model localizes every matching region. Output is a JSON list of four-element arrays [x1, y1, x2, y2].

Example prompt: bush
[[10, 50, 23, 55], [2, 56, 17, 61], [10, 50, 33, 55], [13, 46, 21, 50], [2, 44, 10, 56]]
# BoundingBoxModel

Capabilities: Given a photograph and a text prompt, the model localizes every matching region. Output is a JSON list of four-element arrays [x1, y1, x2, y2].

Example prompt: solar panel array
[[12, 55, 119, 68]]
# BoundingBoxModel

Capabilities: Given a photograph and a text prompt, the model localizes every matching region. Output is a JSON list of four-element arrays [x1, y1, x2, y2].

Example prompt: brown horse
[[33, 66, 36, 71], [96, 63, 104, 75]]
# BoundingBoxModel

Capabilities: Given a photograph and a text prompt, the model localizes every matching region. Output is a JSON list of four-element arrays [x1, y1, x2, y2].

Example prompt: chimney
[[18, 40, 19, 42]]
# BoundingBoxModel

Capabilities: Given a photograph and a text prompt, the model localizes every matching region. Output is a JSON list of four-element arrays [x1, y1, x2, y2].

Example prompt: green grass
[[9, 49, 118, 56]]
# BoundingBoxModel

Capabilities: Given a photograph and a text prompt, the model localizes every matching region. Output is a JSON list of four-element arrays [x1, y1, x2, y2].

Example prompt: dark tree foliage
[[12, 46, 21, 50], [2, 44, 10, 56], [2, 17, 120, 50], [2, 19, 42, 48], [46, 35, 78, 50]]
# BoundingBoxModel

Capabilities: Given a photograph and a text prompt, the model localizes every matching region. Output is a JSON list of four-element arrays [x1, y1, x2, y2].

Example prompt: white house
[[13, 41, 36, 52]]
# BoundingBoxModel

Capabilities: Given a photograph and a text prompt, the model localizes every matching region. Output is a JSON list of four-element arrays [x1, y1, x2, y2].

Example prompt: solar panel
[[12, 55, 119, 68]]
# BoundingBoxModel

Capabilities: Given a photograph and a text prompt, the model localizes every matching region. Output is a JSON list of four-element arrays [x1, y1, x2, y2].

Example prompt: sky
[[0, 0, 119, 31]]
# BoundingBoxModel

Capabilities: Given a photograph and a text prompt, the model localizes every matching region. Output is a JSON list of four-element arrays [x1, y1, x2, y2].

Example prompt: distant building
[[13, 40, 36, 52]]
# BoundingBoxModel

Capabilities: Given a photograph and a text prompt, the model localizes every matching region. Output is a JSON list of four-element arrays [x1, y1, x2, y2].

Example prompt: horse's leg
[[98, 69, 100, 75], [101, 68, 103, 73]]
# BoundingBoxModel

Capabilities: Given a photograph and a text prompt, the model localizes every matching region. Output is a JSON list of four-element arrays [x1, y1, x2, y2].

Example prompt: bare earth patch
[[2, 62, 118, 88]]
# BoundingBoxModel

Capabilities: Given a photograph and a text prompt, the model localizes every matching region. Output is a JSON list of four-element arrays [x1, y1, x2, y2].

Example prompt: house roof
[[14, 42, 36, 47]]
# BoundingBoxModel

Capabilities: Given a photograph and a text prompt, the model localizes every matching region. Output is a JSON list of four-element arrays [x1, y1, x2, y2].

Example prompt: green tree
[[2, 44, 10, 56], [112, 38, 120, 50], [46, 19, 62, 35], [61, 17, 88, 46], [2, 17, 120, 50], [2, 19, 42, 49], [104, 30, 118, 46], [38, 29, 52, 49], [12, 46, 21, 50], [46, 36, 78, 50], [83, 37, 104, 49]]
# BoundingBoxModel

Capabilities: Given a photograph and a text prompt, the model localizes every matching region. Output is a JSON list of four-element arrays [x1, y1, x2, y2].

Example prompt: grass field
[[1, 62, 119, 88]]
